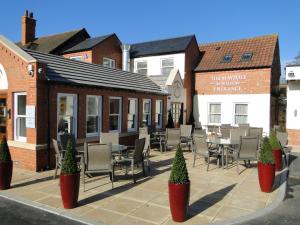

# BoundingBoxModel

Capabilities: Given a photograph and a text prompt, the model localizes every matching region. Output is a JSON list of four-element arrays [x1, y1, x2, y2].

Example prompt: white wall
[[286, 80, 300, 129], [131, 53, 185, 79], [194, 94, 271, 134], [286, 65, 300, 80]]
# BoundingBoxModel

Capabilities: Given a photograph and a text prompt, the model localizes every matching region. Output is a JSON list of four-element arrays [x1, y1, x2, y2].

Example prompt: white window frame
[[127, 98, 138, 132], [160, 58, 174, 76], [135, 61, 148, 75], [233, 103, 248, 125], [103, 57, 116, 68], [86, 95, 102, 137], [109, 96, 122, 132], [155, 100, 163, 128], [208, 103, 221, 125], [69, 56, 83, 61], [14, 92, 27, 142], [143, 99, 151, 126], [57, 93, 78, 139]]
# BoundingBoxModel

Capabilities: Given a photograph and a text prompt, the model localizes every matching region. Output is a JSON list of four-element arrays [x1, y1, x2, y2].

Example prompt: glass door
[[14, 93, 27, 142], [0, 98, 6, 138]]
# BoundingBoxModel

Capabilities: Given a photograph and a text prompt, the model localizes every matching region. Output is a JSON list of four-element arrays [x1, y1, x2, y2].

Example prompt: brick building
[[194, 34, 281, 134], [0, 35, 167, 171]]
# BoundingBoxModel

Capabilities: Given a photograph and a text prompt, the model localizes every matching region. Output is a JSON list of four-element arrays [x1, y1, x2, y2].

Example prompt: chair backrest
[[238, 123, 250, 128], [276, 131, 288, 147], [59, 133, 76, 150], [194, 129, 207, 136], [180, 125, 192, 138], [139, 133, 150, 153], [207, 125, 219, 134], [238, 136, 258, 159], [193, 133, 209, 156], [133, 138, 146, 163], [84, 143, 112, 171], [249, 127, 263, 141], [230, 128, 247, 143], [166, 128, 181, 145], [100, 132, 119, 145], [220, 124, 231, 139], [139, 127, 148, 135]]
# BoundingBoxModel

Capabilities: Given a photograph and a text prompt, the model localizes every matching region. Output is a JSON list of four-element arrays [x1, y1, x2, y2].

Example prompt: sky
[[0, 0, 299, 74]]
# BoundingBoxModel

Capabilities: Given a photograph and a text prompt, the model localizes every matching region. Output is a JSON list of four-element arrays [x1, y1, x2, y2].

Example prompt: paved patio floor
[[1, 149, 284, 225]]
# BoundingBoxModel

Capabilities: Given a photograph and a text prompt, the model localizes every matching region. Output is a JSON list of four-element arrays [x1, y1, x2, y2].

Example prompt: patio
[[1, 149, 283, 225]]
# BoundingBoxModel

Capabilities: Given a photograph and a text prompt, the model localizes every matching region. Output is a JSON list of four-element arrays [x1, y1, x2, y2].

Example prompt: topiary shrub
[[259, 137, 275, 164], [0, 137, 11, 162], [166, 110, 175, 128], [169, 145, 189, 184], [269, 131, 281, 150], [60, 139, 78, 174]]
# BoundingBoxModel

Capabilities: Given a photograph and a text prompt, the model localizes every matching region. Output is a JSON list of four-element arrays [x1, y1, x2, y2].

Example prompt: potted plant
[[60, 139, 80, 209], [258, 137, 275, 193], [269, 131, 282, 171], [0, 137, 13, 190], [168, 144, 190, 222]]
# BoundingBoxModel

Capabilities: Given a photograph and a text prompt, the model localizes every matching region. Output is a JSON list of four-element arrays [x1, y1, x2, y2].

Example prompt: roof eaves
[[194, 65, 272, 73]]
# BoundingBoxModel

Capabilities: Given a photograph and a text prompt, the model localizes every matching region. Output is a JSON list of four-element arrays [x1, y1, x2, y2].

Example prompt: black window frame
[[221, 54, 232, 63], [241, 52, 253, 61]]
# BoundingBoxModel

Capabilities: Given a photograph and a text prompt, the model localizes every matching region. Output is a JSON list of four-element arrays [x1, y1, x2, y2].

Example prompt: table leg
[[221, 145, 224, 168]]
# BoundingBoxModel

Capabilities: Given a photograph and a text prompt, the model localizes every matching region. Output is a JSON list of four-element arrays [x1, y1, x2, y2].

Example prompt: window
[[222, 54, 232, 63], [136, 61, 147, 75], [128, 98, 138, 131], [143, 99, 151, 126], [241, 52, 253, 61], [109, 97, 121, 132], [155, 100, 163, 128], [103, 57, 116, 68], [86, 96, 102, 136], [57, 94, 77, 138], [161, 58, 174, 76], [14, 93, 27, 142], [209, 103, 221, 124], [171, 103, 182, 125], [70, 56, 83, 61], [234, 104, 248, 124]]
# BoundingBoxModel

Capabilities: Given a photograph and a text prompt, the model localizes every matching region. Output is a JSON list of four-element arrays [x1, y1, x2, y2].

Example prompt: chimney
[[21, 10, 36, 45], [121, 44, 131, 71]]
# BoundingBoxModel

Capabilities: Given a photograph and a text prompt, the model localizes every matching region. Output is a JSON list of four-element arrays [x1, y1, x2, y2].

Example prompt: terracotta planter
[[0, 160, 13, 190], [168, 181, 190, 222], [60, 172, 80, 209], [272, 149, 282, 171], [257, 162, 275, 193]]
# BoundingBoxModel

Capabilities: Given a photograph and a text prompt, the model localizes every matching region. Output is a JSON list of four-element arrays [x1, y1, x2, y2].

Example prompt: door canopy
[[0, 64, 8, 90]]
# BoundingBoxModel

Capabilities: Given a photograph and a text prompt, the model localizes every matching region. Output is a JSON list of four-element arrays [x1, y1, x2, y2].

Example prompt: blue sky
[[0, 0, 299, 70]]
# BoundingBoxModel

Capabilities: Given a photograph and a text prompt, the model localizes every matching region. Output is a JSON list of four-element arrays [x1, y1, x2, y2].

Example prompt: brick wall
[[62, 50, 92, 63], [287, 129, 300, 145]]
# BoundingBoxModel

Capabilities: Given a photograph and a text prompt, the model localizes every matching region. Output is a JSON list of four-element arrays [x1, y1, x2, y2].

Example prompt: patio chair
[[231, 136, 259, 174], [238, 123, 250, 128], [192, 133, 220, 171], [139, 127, 148, 135], [52, 138, 64, 179], [276, 131, 292, 167], [82, 143, 114, 191], [220, 124, 231, 139], [207, 125, 219, 136], [249, 127, 263, 146], [115, 138, 146, 183], [164, 128, 181, 151], [139, 133, 151, 172], [180, 125, 193, 151], [100, 132, 119, 144]]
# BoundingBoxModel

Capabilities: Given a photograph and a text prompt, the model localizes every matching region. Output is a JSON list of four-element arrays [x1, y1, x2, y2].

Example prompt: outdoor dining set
[[51, 123, 290, 191]]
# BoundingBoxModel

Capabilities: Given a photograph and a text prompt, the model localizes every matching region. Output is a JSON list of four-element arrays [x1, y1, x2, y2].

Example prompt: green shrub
[[0, 137, 11, 162], [166, 110, 175, 128], [169, 145, 189, 184], [60, 139, 78, 174], [269, 131, 281, 149], [259, 137, 275, 164]]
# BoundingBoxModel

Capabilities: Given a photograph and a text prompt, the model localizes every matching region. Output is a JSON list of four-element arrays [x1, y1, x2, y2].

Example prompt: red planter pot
[[257, 162, 275, 193], [272, 149, 282, 171], [168, 181, 190, 222], [60, 172, 80, 209], [0, 160, 13, 190]]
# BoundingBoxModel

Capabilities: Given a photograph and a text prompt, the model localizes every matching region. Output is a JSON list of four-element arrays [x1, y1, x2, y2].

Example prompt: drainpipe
[[121, 44, 131, 72], [47, 82, 51, 169]]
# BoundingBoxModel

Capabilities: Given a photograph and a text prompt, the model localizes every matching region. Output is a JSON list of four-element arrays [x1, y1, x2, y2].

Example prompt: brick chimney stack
[[21, 10, 36, 45]]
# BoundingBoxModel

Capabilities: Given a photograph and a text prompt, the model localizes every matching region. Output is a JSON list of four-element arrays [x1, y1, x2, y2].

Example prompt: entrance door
[[171, 102, 183, 125], [0, 97, 6, 139]]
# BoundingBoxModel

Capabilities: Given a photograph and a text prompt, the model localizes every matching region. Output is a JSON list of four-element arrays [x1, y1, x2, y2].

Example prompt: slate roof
[[195, 34, 278, 72], [63, 33, 117, 53], [17, 29, 90, 54], [25, 49, 166, 95], [130, 35, 195, 58]]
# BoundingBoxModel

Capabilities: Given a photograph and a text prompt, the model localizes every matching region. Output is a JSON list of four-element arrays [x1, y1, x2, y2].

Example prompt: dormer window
[[70, 56, 83, 61], [222, 54, 232, 63], [241, 52, 253, 61], [288, 71, 295, 77], [103, 57, 116, 68]]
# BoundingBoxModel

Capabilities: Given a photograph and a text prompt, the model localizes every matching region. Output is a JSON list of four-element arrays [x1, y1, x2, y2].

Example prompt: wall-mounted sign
[[210, 75, 247, 92], [26, 105, 36, 128]]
